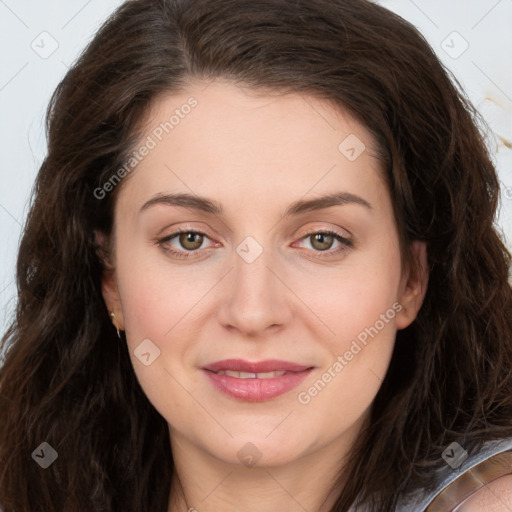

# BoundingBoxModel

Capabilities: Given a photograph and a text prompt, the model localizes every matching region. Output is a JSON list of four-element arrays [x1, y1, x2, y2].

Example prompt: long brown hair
[[1, 0, 511, 510]]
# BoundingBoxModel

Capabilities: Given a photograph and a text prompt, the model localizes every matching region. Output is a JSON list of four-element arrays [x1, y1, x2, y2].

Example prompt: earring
[[110, 310, 121, 339]]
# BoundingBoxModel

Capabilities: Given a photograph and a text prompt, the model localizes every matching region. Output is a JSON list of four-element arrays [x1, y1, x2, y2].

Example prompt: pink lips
[[202, 359, 313, 402]]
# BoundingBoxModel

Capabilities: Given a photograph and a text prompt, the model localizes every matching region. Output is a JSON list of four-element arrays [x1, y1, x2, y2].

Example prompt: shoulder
[[394, 439, 512, 512], [457, 474, 512, 511]]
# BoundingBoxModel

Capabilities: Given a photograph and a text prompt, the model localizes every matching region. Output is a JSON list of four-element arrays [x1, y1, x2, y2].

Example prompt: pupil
[[181, 232, 202, 249], [313, 233, 332, 251]]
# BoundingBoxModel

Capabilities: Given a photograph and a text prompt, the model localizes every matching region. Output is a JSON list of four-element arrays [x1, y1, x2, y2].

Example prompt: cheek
[[293, 243, 402, 415], [115, 236, 206, 342], [296, 294, 399, 438], [114, 253, 201, 417], [294, 242, 402, 346], [114, 243, 222, 393], [119, 272, 170, 343]]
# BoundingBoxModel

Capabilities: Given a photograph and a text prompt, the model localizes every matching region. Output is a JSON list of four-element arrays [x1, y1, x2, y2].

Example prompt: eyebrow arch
[[283, 192, 372, 216], [140, 193, 223, 214], [140, 191, 372, 216]]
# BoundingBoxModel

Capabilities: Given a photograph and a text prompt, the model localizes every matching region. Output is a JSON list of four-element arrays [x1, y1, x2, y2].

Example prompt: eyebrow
[[140, 191, 372, 216]]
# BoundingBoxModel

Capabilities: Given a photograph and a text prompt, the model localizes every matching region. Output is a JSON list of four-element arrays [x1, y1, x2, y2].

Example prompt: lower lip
[[202, 369, 313, 402]]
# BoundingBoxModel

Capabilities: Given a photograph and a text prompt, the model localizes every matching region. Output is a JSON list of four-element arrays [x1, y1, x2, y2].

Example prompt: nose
[[216, 238, 294, 337]]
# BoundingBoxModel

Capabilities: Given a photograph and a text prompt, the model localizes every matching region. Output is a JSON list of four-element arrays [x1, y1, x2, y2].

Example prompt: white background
[[1, 0, 511, 340]]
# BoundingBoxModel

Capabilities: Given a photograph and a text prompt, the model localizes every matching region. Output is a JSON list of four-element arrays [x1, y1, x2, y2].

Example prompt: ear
[[95, 230, 125, 330], [395, 240, 429, 330]]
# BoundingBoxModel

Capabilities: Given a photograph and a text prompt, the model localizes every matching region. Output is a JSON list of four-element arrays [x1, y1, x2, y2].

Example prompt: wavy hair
[[1, 0, 512, 510]]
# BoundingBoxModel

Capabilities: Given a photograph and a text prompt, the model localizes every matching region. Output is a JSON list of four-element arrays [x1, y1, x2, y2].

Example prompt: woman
[[1, 0, 511, 510]]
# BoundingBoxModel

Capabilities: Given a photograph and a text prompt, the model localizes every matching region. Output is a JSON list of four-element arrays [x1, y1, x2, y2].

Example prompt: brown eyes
[[309, 232, 340, 251], [176, 232, 204, 251], [157, 229, 353, 260]]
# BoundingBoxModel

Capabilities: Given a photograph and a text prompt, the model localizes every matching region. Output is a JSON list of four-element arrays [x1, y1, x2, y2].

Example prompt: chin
[[204, 433, 313, 469]]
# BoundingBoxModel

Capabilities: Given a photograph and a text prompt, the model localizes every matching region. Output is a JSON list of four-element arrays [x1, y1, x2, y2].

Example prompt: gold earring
[[110, 310, 121, 339]]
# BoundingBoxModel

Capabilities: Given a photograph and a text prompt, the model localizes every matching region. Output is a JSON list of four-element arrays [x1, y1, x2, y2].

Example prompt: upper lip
[[203, 359, 313, 373]]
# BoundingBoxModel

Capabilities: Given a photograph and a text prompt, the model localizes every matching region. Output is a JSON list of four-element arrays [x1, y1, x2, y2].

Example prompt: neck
[[168, 458, 342, 512], [165, 428, 363, 512]]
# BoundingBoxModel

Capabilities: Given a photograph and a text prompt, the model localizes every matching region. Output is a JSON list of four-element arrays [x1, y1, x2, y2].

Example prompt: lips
[[203, 359, 312, 373], [213, 369, 287, 379], [202, 359, 314, 401]]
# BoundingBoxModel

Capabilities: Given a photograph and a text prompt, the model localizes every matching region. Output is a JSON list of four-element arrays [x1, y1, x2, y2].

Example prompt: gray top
[[395, 437, 512, 511], [351, 436, 512, 511]]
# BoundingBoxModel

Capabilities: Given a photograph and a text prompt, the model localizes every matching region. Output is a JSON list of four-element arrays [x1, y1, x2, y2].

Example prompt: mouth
[[209, 369, 288, 379], [202, 359, 314, 402]]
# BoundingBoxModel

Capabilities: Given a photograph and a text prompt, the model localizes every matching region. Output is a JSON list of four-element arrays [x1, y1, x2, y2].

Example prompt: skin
[[100, 79, 430, 511]]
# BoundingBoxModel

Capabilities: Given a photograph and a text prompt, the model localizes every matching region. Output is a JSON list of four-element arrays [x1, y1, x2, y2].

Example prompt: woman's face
[[102, 79, 426, 469]]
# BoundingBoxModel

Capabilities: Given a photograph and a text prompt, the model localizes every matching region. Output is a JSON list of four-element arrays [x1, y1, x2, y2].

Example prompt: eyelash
[[156, 228, 353, 260]]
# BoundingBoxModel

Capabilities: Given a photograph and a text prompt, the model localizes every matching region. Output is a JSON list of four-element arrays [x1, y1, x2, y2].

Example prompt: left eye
[[298, 232, 345, 251], [292, 230, 354, 258]]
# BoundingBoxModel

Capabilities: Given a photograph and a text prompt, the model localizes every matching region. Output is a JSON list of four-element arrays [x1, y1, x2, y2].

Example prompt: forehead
[[117, 79, 389, 217]]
